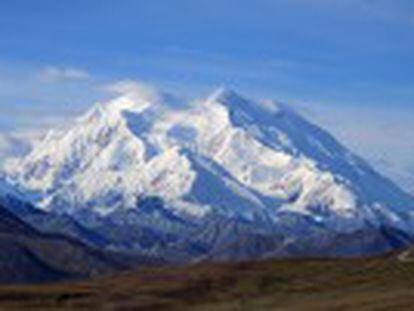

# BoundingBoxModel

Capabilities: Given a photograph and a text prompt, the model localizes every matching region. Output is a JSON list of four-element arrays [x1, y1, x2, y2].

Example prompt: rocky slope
[[4, 87, 414, 261]]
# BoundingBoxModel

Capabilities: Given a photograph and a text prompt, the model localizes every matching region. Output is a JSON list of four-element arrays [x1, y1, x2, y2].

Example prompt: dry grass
[[1, 257, 414, 310]]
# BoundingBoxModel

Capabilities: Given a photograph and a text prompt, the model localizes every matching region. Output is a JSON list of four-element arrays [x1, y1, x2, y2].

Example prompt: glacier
[[2, 87, 414, 261]]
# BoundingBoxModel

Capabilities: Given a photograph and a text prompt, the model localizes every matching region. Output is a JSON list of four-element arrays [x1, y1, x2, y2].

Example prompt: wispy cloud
[[0, 61, 106, 134], [103, 79, 169, 105], [105, 80, 157, 97], [37, 66, 91, 83]]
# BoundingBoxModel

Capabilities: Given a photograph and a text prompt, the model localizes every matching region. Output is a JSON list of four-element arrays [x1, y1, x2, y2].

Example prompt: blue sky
[[1, 0, 414, 191]]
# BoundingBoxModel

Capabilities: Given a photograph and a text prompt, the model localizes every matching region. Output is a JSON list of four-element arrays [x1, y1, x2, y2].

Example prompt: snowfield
[[3, 87, 414, 260]]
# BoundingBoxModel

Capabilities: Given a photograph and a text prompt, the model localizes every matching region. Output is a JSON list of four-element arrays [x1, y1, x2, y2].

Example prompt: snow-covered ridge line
[[3, 86, 414, 252]]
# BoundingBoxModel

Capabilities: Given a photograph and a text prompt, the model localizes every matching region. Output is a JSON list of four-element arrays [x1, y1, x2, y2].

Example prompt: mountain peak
[[207, 87, 245, 104], [78, 90, 166, 128], [105, 95, 151, 115], [5, 86, 414, 261], [206, 87, 284, 120], [81, 82, 175, 125]]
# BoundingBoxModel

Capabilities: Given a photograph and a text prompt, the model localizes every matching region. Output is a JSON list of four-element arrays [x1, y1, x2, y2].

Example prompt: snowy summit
[[3, 86, 414, 260]]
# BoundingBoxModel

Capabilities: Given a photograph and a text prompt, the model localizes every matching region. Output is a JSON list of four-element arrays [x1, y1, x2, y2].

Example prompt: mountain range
[[2, 87, 414, 264]]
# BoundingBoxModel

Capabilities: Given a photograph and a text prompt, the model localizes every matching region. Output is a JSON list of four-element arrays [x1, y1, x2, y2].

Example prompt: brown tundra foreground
[[1, 253, 414, 310]]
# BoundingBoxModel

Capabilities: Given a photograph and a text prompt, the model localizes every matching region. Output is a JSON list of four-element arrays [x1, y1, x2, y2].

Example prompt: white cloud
[[104, 80, 166, 104], [37, 66, 91, 82], [0, 62, 107, 156], [105, 80, 154, 96]]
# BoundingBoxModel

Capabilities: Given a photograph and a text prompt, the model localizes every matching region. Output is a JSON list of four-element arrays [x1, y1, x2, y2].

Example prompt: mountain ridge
[[0, 200, 124, 284], [3, 87, 414, 261]]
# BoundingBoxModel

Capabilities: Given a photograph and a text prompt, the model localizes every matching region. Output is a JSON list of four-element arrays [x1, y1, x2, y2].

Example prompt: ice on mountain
[[4, 86, 414, 239]]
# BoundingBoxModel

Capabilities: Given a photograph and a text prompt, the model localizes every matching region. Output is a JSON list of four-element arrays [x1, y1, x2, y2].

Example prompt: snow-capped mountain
[[4, 87, 414, 260]]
